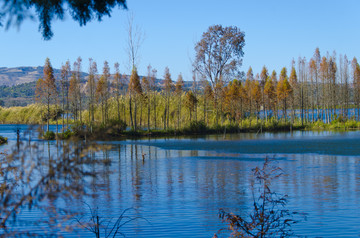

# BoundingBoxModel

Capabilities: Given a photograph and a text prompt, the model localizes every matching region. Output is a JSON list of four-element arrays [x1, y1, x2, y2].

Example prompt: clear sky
[[1, 0, 360, 81]]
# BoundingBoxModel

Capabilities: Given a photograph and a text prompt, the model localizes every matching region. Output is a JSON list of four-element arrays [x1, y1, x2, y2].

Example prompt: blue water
[[1, 125, 360, 237]]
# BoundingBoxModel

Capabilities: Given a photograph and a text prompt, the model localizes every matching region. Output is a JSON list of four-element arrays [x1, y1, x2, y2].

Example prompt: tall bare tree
[[126, 13, 144, 70], [194, 24, 245, 87]]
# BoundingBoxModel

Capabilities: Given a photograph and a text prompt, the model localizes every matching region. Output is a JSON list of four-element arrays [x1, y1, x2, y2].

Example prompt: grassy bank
[[54, 119, 306, 141], [2, 104, 360, 141]]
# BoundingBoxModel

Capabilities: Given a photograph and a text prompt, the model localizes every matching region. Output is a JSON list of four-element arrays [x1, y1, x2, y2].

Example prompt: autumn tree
[[264, 76, 276, 119], [297, 57, 307, 125], [96, 75, 107, 125], [113, 62, 123, 121], [277, 67, 292, 121], [151, 68, 158, 129], [142, 66, 152, 131], [60, 60, 71, 130], [260, 66, 269, 120], [251, 80, 262, 122], [96, 61, 111, 125], [192, 72, 199, 122], [352, 57, 360, 120], [185, 91, 198, 123], [288, 64, 297, 123], [244, 67, 254, 119], [328, 56, 337, 120], [199, 77, 213, 126], [339, 55, 350, 119], [194, 25, 245, 124], [309, 59, 317, 122], [128, 67, 142, 130], [37, 58, 57, 132], [73, 57, 83, 124], [314, 48, 321, 120], [87, 58, 98, 126], [68, 72, 79, 122], [163, 67, 173, 130], [175, 73, 184, 130], [270, 70, 278, 119], [224, 79, 242, 122], [319, 56, 329, 122]]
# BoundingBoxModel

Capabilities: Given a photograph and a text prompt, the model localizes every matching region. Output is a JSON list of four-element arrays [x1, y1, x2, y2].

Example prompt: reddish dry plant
[[215, 158, 304, 238]]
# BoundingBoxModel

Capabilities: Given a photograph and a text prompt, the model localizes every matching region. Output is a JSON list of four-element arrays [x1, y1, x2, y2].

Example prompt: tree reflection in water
[[0, 137, 108, 236]]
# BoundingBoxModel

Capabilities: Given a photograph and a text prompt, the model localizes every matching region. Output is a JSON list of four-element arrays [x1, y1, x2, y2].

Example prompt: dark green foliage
[[0, 136, 8, 144], [97, 119, 127, 137], [70, 122, 86, 137], [57, 130, 74, 140], [0, 82, 36, 107], [0, 82, 36, 98], [41, 107, 63, 122], [106, 118, 127, 131], [1, 0, 127, 40], [185, 121, 208, 134], [43, 130, 55, 140]]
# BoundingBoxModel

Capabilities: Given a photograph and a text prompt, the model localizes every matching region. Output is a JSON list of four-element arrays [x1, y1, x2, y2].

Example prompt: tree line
[[34, 48, 360, 134]]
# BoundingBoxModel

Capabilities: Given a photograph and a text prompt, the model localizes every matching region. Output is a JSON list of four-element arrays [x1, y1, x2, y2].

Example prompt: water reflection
[[1, 125, 360, 236]]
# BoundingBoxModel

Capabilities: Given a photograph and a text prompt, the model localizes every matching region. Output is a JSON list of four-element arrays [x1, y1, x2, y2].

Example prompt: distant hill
[[0, 66, 88, 86]]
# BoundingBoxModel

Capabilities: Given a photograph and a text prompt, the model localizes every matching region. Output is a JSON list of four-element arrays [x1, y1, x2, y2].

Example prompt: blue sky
[[1, 0, 360, 81]]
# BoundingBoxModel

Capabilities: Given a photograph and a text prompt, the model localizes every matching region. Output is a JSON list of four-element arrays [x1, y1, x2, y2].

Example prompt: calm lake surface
[[1, 125, 360, 237]]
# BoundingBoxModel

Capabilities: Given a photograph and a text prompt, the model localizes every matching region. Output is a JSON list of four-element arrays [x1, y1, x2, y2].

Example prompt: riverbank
[[55, 120, 347, 141]]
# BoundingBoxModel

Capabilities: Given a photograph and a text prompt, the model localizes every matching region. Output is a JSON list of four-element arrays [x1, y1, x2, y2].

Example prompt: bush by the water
[[90, 119, 127, 137], [102, 119, 127, 135], [0, 135, 8, 144], [184, 121, 208, 134], [57, 130, 74, 140], [43, 131, 55, 140]]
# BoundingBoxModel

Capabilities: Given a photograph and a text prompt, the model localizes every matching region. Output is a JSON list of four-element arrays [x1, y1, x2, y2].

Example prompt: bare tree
[[126, 13, 145, 70], [194, 24, 245, 88]]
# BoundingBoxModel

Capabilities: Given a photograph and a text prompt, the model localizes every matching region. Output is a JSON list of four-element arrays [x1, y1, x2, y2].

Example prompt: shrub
[[0, 136, 8, 145], [57, 130, 73, 140], [215, 158, 304, 237], [95, 119, 127, 137], [187, 121, 207, 133], [70, 122, 86, 136], [345, 120, 359, 129], [107, 119, 127, 131], [43, 131, 55, 140]]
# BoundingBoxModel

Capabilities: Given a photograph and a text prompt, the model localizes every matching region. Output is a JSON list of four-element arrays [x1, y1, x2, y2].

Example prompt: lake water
[[1, 125, 360, 237]]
